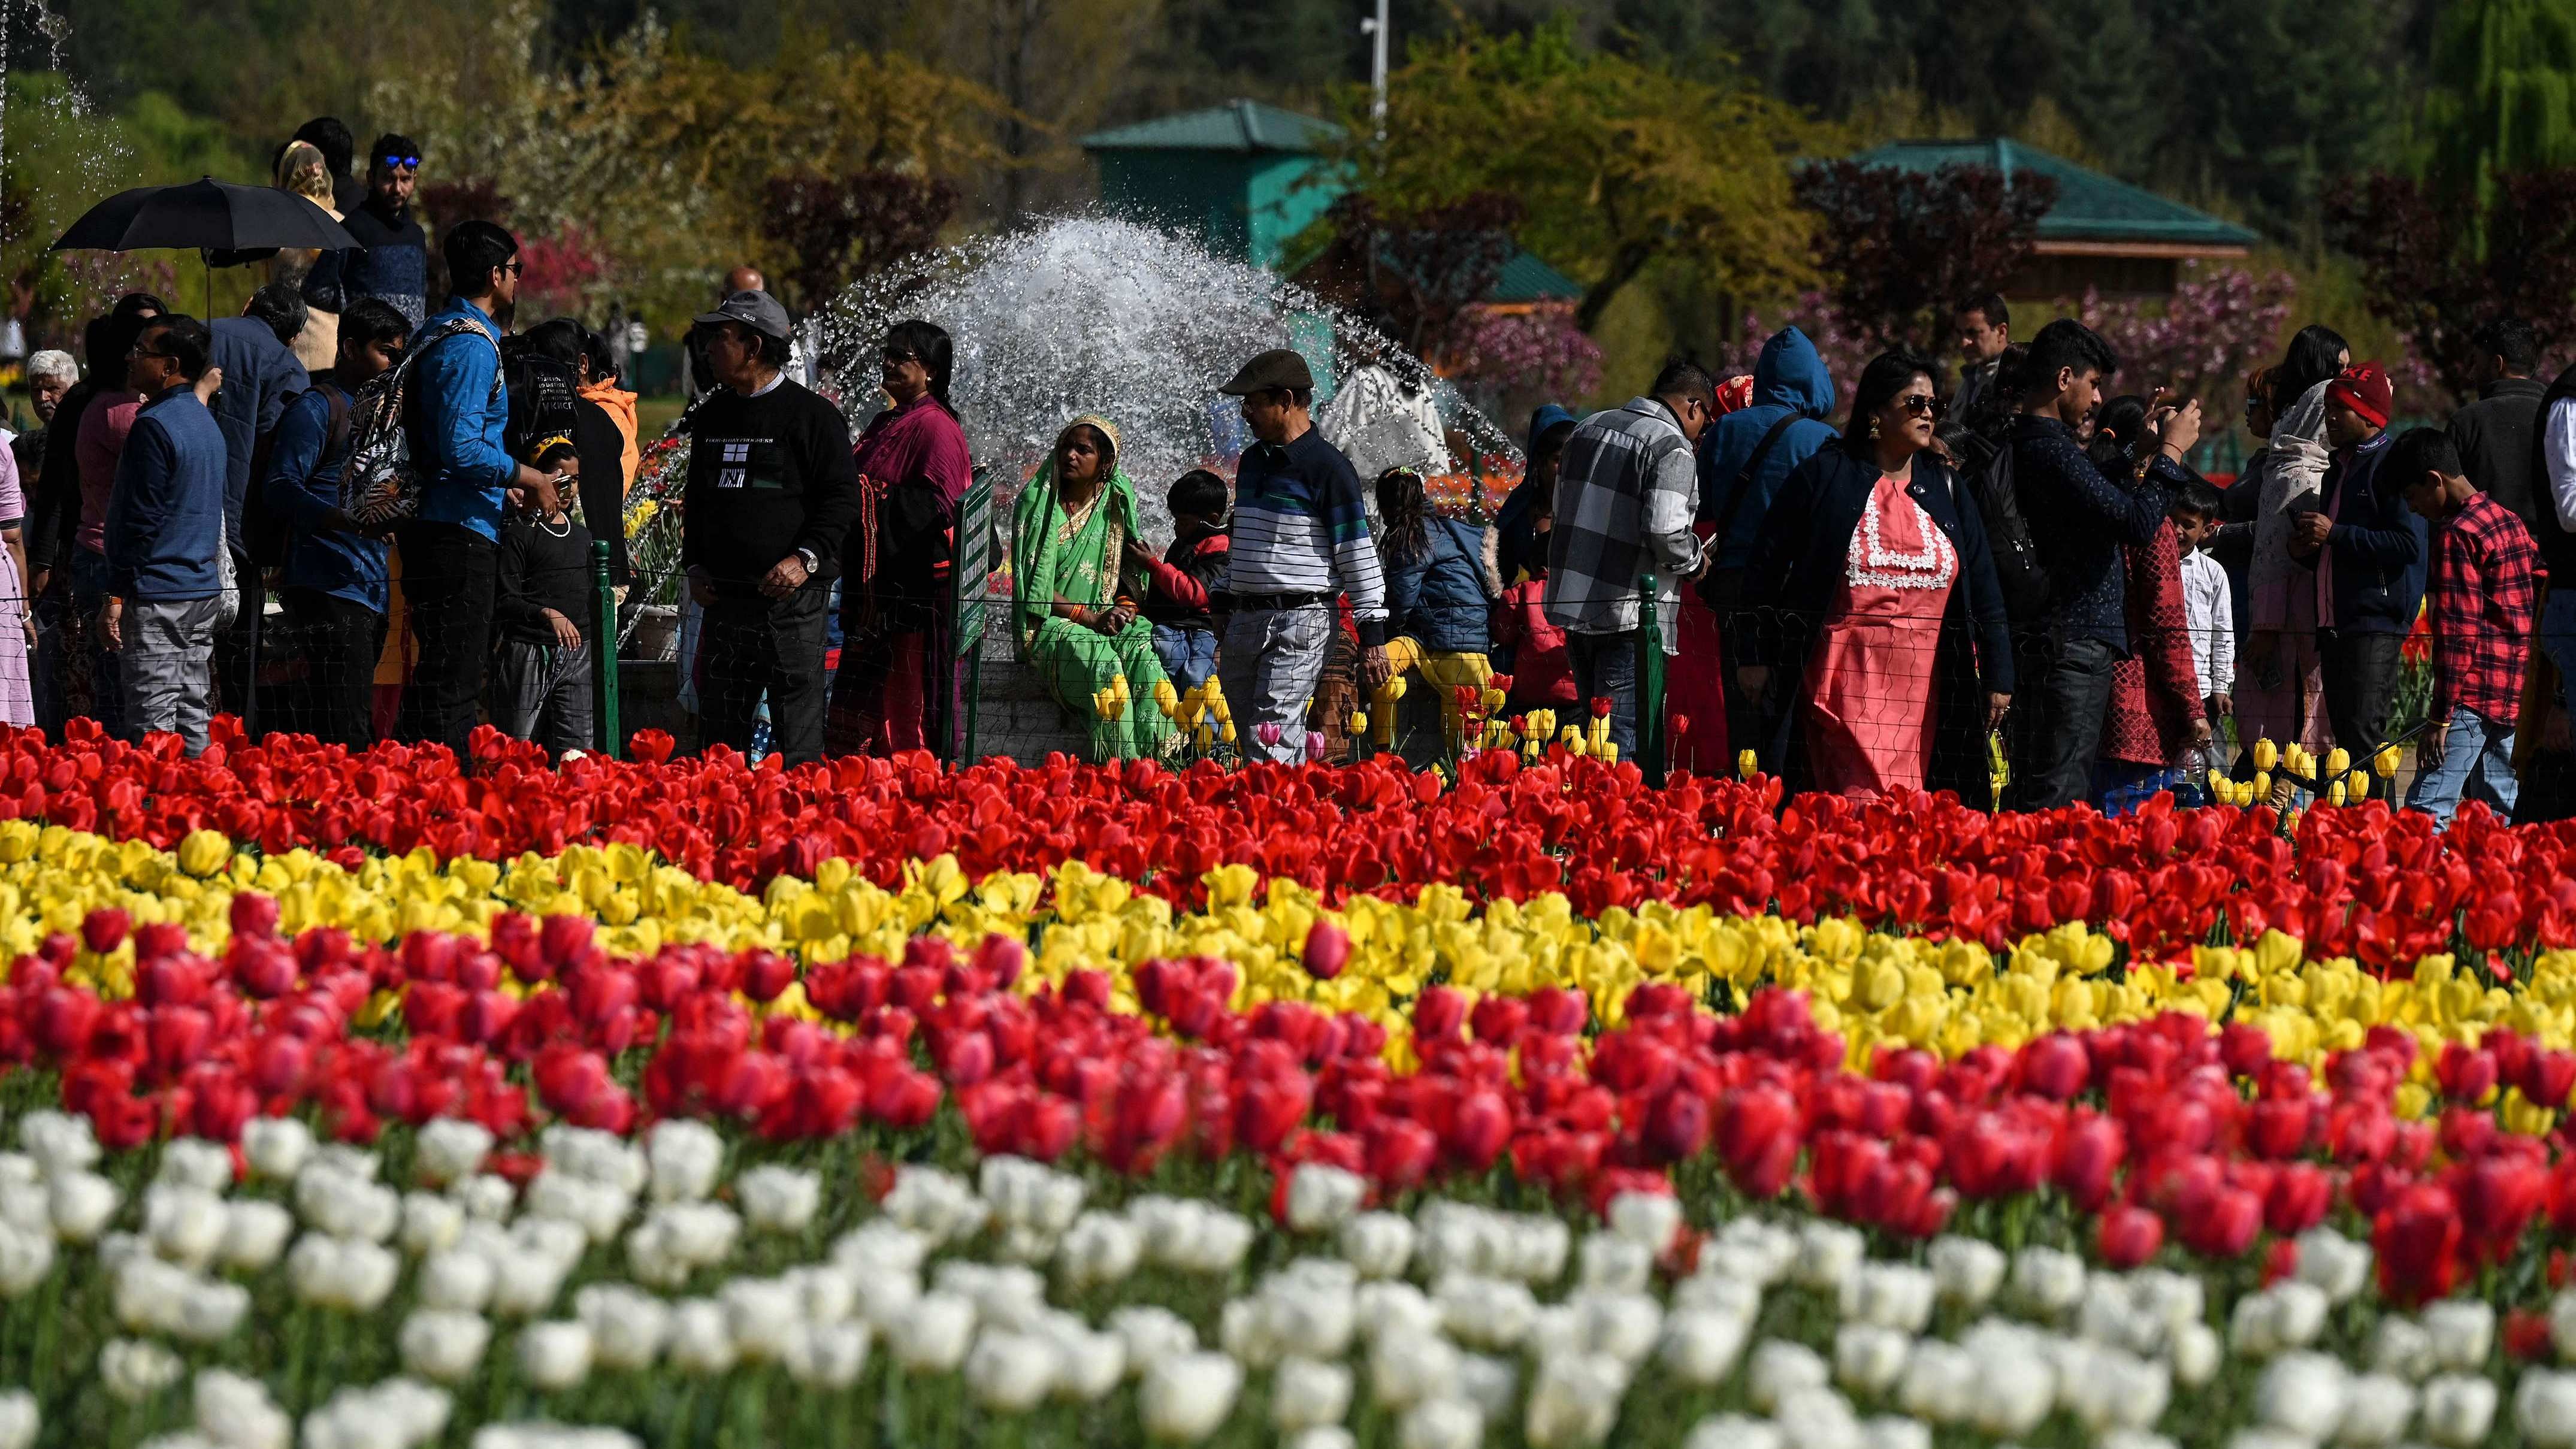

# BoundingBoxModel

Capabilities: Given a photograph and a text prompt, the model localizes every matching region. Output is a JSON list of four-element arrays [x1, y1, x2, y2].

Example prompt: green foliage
[[2423, 0, 2576, 240], [1317, 20, 1826, 331]]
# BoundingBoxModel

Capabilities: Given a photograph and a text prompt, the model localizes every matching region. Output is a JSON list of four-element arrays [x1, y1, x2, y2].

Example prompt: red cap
[[2327, 362, 2393, 429]]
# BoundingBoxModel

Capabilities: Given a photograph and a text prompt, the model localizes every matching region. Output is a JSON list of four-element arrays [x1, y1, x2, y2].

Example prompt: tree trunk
[[1575, 243, 1655, 334]]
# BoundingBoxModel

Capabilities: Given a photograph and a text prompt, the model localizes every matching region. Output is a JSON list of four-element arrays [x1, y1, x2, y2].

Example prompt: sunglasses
[[377, 156, 421, 170], [1897, 394, 1944, 418], [499, 261, 525, 277]]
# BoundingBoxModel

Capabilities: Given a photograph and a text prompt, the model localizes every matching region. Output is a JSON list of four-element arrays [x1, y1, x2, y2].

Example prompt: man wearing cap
[[2289, 361, 2423, 757], [681, 289, 861, 767], [682, 265, 772, 403], [1216, 348, 1389, 763], [394, 219, 573, 764]]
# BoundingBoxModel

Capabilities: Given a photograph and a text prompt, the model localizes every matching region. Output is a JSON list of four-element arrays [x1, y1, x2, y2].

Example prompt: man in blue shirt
[[334, 134, 430, 326], [101, 316, 229, 756], [2006, 319, 2202, 811], [392, 219, 573, 763], [264, 298, 410, 750], [209, 279, 312, 730]]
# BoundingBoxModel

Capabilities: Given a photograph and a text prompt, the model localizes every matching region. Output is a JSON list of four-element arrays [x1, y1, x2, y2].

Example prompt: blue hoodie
[[1698, 328, 1840, 570]]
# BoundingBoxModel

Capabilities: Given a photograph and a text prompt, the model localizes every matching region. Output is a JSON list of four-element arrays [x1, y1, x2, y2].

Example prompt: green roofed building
[[1851, 139, 2261, 298]]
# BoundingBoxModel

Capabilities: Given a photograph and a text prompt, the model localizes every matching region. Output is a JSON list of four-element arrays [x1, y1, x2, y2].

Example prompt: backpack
[[1955, 430, 2050, 623], [498, 335, 581, 472], [341, 315, 497, 531]]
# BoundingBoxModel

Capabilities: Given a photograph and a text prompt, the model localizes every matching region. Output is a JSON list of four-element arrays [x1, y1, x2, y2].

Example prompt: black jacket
[[2450, 376, 2548, 529], [1740, 446, 2017, 801], [572, 398, 630, 586]]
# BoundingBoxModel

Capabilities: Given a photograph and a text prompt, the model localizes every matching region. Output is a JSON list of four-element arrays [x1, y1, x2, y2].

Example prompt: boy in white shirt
[[2171, 480, 2236, 739]]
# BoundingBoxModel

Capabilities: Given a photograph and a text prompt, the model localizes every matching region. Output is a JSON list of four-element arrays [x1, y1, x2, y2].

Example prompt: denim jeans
[[2403, 706, 2517, 825], [1151, 624, 1219, 692], [489, 637, 595, 757], [2009, 633, 2120, 812], [1566, 628, 1641, 757], [2541, 591, 2576, 743]]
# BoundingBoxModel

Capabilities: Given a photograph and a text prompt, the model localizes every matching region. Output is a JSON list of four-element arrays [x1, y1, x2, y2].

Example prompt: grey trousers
[[490, 638, 595, 756], [1219, 604, 1334, 764], [122, 595, 220, 756]]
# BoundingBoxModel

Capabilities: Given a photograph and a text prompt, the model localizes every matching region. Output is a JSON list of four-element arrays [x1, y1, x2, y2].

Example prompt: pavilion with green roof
[[1850, 139, 2262, 298]]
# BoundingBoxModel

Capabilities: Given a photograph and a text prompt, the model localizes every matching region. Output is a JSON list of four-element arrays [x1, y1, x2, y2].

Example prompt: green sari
[[1010, 418, 1175, 760]]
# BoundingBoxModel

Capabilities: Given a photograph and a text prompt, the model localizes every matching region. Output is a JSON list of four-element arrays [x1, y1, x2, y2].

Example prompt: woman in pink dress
[[0, 440, 29, 726], [1736, 352, 2017, 803]]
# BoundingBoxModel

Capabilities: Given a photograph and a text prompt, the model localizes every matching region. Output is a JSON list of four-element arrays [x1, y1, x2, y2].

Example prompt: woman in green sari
[[1011, 416, 1176, 759]]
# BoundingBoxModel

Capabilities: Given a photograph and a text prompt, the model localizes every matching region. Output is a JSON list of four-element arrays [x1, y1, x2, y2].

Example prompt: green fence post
[[1635, 570, 1667, 787], [591, 539, 621, 760]]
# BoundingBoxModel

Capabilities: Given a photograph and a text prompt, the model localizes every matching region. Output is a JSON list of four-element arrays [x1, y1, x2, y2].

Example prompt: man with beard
[[392, 219, 573, 763]]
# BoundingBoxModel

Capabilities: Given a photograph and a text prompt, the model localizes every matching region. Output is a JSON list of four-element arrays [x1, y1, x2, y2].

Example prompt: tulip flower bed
[[3, 723, 2576, 1448]]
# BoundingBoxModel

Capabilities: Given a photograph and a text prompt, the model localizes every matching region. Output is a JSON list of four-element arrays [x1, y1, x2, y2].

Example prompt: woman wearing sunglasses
[[1734, 350, 2016, 800]]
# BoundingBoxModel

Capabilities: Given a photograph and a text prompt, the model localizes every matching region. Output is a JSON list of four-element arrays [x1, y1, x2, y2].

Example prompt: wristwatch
[[794, 547, 818, 573]]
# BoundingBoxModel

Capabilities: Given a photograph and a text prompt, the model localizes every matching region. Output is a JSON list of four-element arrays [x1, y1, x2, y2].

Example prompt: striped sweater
[[1222, 426, 1389, 646]]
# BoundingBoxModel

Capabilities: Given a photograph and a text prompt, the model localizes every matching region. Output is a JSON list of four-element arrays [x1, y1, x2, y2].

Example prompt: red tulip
[[2097, 1205, 2164, 1268], [2021, 1034, 2090, 1099], [740, 951, 795, 1004], [2176, 1183, 2262, 1259], [2263, 1163, 2335, 1236], [1301, 920, 1350, 981], [2434, 1043, 2499, 1103], [2375, 1182, 2464, 1306], [81, 907, 130, 954]]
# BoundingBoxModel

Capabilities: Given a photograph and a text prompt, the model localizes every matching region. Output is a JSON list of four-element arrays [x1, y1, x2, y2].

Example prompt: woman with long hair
[[2240, 323, 2349, 760], [1738, 350, 2015, 798], [1008, 416, 1172, 759], [830, 319, 972, 757], [1369, 465, 1494, 755], [2086, 395, 2211, 812]]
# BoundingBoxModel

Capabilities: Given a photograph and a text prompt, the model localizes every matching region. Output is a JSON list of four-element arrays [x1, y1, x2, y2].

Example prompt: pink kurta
[[1806, 471, 1957, 796]]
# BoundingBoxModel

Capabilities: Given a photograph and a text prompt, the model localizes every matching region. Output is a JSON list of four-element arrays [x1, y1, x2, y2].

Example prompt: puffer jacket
[[1384, 515, 1493, 654]]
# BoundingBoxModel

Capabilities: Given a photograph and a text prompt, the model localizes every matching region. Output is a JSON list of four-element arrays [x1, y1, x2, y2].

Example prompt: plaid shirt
[[2427, 491, 2539, 726], [1544, 398, 1706, 651]]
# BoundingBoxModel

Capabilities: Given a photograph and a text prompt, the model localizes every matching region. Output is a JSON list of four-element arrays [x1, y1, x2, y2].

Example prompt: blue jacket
[[336, 198, 428, 326], [104, 385, 228, 601], [409, 297, 518, 542], [264, 385, 389, 613], [208, 316, 311, 547], [1383, 515, 1493, 654], [2299, 431, 2425, 635], [2013, 414, 2183, 651], [1699, 327, 1839, 568]]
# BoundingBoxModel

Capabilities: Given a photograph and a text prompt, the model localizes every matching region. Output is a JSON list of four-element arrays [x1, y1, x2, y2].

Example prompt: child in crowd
[[1373, 465, 1494, 754], [2170, 479, 2236, 740], [2394, 426, 2536, 824], [491, 487, 598, 757], [1490, 485, 1576, 713], [1129, 468, 1230, 692]]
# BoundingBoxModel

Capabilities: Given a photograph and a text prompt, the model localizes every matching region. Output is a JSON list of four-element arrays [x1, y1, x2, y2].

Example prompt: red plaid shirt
[[2428, 491, 2540, 726]]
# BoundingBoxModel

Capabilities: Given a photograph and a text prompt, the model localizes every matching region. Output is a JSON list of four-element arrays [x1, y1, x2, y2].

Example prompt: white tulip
[[2172, 1320, 2222, 1389], [934, 1260, 1048, 1333], [1395, 1397, 1481, 1449], [1895, 1341, 1977, 1423], [1284, 1163, 1368, 1234], [48, 1170, 119, 1243], [194, 1368, 289, 1449], [1221, 1296, 1281, 1369], [0, 1389, 34, 1449], [295, 1168, 399, 1244], [1287, 1432, 1356, 1449], [881, 1166, 990, 1243], [1795, 1222, 1866, 1293], [400, 1309, 492, 1383], [1748, 1338, 1830, 1412], [1274, 1357, 1353, 1432], [1438, 1273, 1538, 1351], [1927, 1236, 2005, 1308], [1673, 1272, 1762, 1324], [788, 1263, 856, 1327], [177, 1279, 251, 1345], [398, 1193, 465, 1258], [1111, 1304, 1199, 1371], [1504, 1215, 1571, 1285], [1606, 1191, 1683, 1255], [1416, 1202, 1505, 1279], [99, 1337, 185, 1402], [2294, 1227, 2374, 1304], [144, 1184, 228, 1271], [211, 1200, 289, 1273], [1371, 1331, 1463, 1411], [538, 1125, 645, 1193], [1860, 1415, 1931, 1449], [575, 1284, 671, 1372], [1776, 1386, 1863, 1449], [156, 1139, 234, 1193], [449, 1174, 517, 1222], [979, 1157, 1087, 1236], [1041, 1316, 1124, 1402], [1972, 1351, 2057, 1438], [0, 1185, 44, 1240], [0, 1222, 53, 1299], [1660, 1308, 1750, 1387], [307, 1146, 378, 1181], [522, 1172, 631, 1247], [2373, 1316, 2438, 1382], [1459, 1352, 1520, 1423], [737, 1165, 821, 1235], [2079, 1279, 2165, 1357], [19, 1111, 99, 1178], [413, 1120, 494, 1188], [2423, 1300, 2494, 1372], [485, 1244, 573, 1319], [646, 1120, 723, 1203], [718, 1275, 804, 1363], [2337, 1372, 2417, 1448], [0, 1157, 30, 1192], [1683, 1414, 1783, 1449], [2273, 1282, 2332, 1350], [1340, 1211, 1417, 1279], [893, 1290, 977, 1374], [1570, 1289, 1660, 1366], [2102, 1433, 2179, 1449], [666, 1298, 736, 1376], [1841, 1263, 1936, 1333], [416, 1248, 497, 1312], [286, 1235, 400, 1312], [2421, 1374, 2499, 1448], [2523, 1371, 2576, 1449], [518, 1321, 594, 1392], [1524, 1352, 1628, 1449], [113, 1253, 191, 1333], [1357, 1280, 1441, 1344], [778, 1320, 868, 1390], [963, 1328, 1060, 1413], [1833, 1324, 1911, 1396], [2553, 1290, 2576, 1366], [2010, 1245, 2086, 1315], [2128, 1269, 2206, 1339], [238, 1117, 310, 1182], [1057, 1210, 1144, 1289], [1268, 1281, 1357, 1362], [2256, 1352, 2354, 1442], [1577, 1232, 1653, 1294], [1140, 1351, 1242, 1444], [1712, 1219, 1799, 1282]]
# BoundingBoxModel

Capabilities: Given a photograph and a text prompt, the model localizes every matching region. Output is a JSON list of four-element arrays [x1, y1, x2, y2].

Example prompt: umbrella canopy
[[50, 177, 358, 253]]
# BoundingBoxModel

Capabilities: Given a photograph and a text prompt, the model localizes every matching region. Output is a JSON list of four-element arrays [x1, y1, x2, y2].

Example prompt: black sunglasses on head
[[377, 155, 421, 170]]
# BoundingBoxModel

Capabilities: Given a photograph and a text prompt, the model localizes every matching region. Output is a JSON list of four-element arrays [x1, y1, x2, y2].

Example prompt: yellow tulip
[[2348, 769, 2369, 800], [1350, 711, 1369, 734], [1738, 749, 1758, 779], [2253, 737, 2278, 772], [1598, 742, 1619, 764], [2324, 746, 2349, 780], [2374, 745, 2400, 779], [2327, 781, 2346, 806]]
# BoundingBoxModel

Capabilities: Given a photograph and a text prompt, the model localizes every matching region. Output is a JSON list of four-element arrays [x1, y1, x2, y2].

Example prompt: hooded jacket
[[1697, 328, 1840, 570]]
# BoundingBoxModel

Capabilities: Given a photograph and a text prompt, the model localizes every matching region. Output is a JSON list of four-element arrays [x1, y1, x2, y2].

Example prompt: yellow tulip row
[[0, 820, 2558, 1103]]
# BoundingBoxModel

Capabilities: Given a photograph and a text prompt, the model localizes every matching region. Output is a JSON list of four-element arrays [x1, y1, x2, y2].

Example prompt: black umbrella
[[50, 176, 358, 253]]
